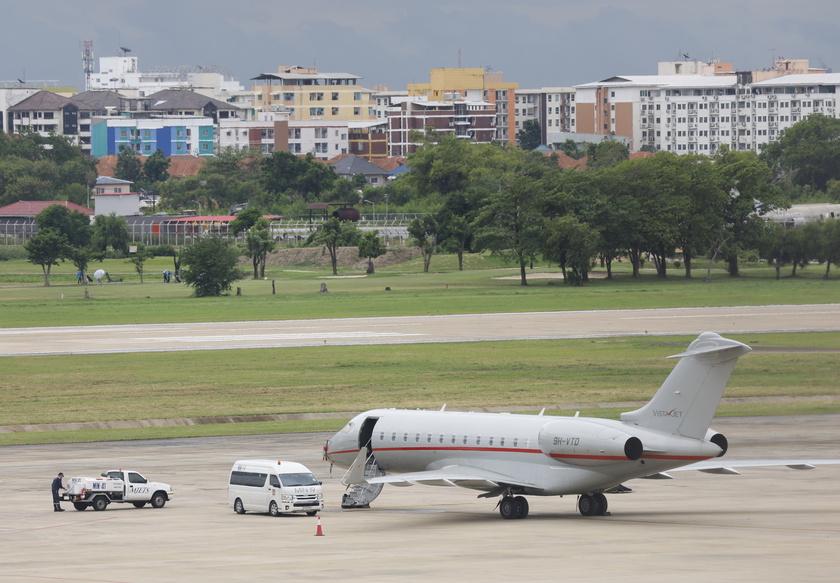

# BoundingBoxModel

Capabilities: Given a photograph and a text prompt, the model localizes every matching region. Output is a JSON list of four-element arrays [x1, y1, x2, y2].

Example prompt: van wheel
[[306, 511, 318, 516], [234, 498, 245, 514], [150, 492, 167, 509], [132, 502, 146, 508], [92, 496, 108, 511], [269, 501, 280, 517]]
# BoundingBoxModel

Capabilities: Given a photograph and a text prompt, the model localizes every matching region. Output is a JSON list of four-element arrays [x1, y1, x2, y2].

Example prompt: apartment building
[[251, 66, 375, 123], [7, 90, 97, 154], [574, 59, 839, 154], [91, 116, 216, 157], [90, 55, 252, 108], [407, 68, 518, 145], [386, 98, 497, 156], [514, 87, 577, 146]]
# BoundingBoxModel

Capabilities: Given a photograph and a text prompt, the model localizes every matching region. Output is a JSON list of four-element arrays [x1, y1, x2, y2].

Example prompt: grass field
[[1, 249, 838, 445]]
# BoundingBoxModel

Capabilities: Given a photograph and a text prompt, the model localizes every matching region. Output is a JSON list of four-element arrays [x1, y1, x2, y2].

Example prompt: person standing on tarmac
[[52, 472, 65, 512]]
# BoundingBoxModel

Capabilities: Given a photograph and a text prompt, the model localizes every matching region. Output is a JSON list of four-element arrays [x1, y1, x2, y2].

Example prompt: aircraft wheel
[[514, 496, 529, 519], [593, 493, 608, 516], [578, 494, 595, 516], [499, 496, 517, 519]]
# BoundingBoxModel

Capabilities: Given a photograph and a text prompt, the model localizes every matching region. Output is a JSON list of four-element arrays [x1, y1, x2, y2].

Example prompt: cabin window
[[427, 434, 432, 443], [489, 437, 494, 446], [379, 431, 384, 441], [476, 436, 481, 445], [451, 434, 456, 444], [500, 437, 505, 447], [439, 434, 444, 444], [391, 432, 396, 442], [403, 432, 408, 442], [463, 435, 468, 445], [513, 437, 518, 447], [415, 433, 420, 443]]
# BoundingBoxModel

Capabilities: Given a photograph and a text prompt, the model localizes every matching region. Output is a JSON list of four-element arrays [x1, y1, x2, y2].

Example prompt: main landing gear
[[578, 493, 609, 516], [498, 495, 529, 519]]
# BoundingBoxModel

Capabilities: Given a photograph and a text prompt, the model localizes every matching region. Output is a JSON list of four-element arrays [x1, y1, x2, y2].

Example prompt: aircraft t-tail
[[325, 332, 840, 519]]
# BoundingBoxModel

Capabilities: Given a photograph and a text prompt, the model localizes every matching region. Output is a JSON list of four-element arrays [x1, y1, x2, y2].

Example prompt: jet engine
[[538, 419, 643, 466], [705, 428, 728, 457]]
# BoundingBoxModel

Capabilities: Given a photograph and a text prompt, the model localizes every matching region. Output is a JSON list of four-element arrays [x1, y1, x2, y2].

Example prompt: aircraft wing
[[366, 465, 541, 492], [666, 459, 840, 476]]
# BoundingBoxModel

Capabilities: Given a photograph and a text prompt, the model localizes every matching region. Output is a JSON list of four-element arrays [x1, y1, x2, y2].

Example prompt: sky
[[3, 1, 840, 92]]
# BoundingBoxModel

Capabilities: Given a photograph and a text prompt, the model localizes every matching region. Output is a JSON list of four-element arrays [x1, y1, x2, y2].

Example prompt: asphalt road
[[1, 416, 838, 582], [2, 303, 839, 356]]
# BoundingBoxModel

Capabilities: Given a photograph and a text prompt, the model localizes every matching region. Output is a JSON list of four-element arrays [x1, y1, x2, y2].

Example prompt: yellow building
[[407, 68, 519, 144], [251, 66, 375, 122]]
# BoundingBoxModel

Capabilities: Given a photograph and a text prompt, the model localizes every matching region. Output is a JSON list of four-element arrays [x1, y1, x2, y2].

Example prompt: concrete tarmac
[[1, 416, 838, 583], [2, 303, 840, 356]]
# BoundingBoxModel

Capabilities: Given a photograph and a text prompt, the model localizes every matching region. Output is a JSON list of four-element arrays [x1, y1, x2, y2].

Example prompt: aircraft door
[[359, 417, 379, 460]]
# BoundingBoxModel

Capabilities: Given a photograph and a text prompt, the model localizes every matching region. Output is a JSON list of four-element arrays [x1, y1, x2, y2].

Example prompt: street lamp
[[363, 199, 374, 220]]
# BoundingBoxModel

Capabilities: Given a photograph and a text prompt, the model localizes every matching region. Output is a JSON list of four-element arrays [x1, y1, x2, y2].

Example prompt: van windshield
[[280, 473, 319, 487]]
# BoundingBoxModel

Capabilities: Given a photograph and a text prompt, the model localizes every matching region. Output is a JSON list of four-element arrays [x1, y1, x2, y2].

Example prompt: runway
[[1, 416, 838, 582], [1, 303, 839, 356]]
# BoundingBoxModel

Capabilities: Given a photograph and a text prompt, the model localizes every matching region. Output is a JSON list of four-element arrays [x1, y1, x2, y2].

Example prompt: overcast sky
[[3, 1, 840, 92]]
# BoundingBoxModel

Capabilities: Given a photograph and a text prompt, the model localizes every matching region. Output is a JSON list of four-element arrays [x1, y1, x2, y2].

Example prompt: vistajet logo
[[652, 409, 683, 418]]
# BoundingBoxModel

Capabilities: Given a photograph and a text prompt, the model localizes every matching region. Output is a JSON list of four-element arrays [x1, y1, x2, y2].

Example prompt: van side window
[[230, 471, 268, 487], [270, 475, 281, 488]]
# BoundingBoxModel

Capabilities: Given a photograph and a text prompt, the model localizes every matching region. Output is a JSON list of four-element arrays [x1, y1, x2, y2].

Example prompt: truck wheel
[[234, 498, 245, 514], [150, 492, 167, 509], [92, 496, 108, 511], [269, 501, 280, 517], [132, 502, 146, 508], [73, 502, 88, 511]]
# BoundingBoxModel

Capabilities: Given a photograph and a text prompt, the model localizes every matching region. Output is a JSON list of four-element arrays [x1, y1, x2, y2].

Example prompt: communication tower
[[81, 40, 94, 91]]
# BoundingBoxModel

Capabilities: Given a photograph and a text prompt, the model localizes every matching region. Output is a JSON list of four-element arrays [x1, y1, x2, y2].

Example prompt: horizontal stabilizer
[[641, 472, 673, 480]]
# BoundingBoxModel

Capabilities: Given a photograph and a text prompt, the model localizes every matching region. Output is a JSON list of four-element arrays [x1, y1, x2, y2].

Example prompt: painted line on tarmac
[[139, 331, 425, 343], [2, 515, 118, 536]]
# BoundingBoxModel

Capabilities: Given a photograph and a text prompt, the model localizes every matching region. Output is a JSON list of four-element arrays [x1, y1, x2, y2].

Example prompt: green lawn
[[1, 250, 838, 445]]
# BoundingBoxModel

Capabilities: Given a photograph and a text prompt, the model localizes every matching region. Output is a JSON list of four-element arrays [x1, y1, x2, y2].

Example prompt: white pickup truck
[[63, 470, 173, 511]]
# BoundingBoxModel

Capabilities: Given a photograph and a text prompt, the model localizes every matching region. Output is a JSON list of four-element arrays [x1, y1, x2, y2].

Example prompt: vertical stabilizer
[[620, 333, 751, 438]]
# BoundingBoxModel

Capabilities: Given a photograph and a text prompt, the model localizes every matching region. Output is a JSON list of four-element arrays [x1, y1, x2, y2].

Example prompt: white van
[[228, 460, 324, 516]]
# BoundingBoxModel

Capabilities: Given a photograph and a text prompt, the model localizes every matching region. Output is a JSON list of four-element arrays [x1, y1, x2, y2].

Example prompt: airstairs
[[341, 453, 384, 508]]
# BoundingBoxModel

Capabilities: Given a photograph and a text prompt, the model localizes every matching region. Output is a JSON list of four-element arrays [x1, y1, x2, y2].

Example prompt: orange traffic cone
[[314, 516, 325, 536]]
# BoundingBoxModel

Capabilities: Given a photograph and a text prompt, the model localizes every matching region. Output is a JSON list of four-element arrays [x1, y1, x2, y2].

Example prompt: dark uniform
[[52, 472, 65, 511]]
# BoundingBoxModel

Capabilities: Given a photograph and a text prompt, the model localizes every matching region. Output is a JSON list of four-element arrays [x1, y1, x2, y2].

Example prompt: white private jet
[[325, 332, 840, 519]]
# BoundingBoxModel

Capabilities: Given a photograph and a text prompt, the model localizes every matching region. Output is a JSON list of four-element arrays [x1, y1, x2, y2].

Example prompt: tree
[[586, 139, 630, 172], [181, 236, 244, 297], [127, 243, 154, 283], [34, 204, 91, 249], [114, 145, 143, 185], [471, 149, 547, 286], [763, 114, 840, 191], [408, 215, 440, 273], [715, 147, 787, 276], [542, 215, 599, 286], [437, 212, 472, 271], [308, 217, 360, 275], [91, 214, 131, 256], [244, 217, 276, 278], [230, 207, 264, 237], [142, 149, 171, 185], [516, 119, 542, 151], [24, 228, 70, 286], [358, 231, 385, 274]]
